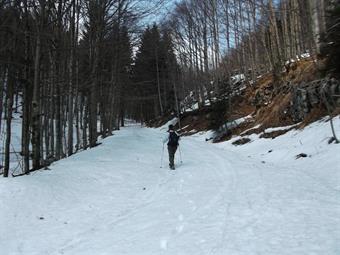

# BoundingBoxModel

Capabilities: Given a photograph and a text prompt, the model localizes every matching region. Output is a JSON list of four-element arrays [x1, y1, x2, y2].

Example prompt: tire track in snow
[[202, 146, 272, 255], [54, 127, 272, 255], [173, 138, 240, 254], [54, 129, 180, 254]]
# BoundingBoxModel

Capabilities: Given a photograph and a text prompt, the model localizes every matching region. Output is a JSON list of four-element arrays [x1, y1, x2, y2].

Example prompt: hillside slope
[[157, 58, 340, 142]]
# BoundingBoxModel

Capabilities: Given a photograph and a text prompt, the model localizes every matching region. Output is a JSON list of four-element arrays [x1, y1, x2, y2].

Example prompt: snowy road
[[1, 123, 340, 254]]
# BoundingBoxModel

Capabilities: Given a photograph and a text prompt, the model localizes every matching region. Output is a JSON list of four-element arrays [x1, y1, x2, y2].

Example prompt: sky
[[142, 0, 177, 25]]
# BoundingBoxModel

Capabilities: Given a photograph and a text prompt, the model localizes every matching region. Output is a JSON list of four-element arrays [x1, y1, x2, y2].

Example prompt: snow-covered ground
[[0, 113, 23, 175], [1, 117, 339, 254]]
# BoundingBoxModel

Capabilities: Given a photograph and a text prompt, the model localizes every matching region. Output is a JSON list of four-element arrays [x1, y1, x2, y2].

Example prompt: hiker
[[163, 124, 180, 170]]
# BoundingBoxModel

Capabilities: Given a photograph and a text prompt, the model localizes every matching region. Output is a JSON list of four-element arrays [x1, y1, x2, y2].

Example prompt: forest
[[1, 1, 340, 254], [0, 0, 339, 177]]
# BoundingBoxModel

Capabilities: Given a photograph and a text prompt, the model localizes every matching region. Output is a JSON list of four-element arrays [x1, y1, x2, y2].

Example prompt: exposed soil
[[232, 138, 252, 146]]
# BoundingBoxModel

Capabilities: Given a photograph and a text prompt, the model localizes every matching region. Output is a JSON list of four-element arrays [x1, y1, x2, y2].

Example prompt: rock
[[328, 137, 336, 144], [232, 138, 251, 145], [291, 78, 340, 121], [296, 153, 308, 159]]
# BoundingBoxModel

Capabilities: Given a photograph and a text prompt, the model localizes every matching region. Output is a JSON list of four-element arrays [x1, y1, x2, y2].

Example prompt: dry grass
[[299, 106, 328, 128], [178, 108, 211, 135], [256, 92, 294, 128]]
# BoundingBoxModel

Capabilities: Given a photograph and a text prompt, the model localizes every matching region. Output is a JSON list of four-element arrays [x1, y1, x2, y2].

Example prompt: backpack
[[168, 131, 179, 146]]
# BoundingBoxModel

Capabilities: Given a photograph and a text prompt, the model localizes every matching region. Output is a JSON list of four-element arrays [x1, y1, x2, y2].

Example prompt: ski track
[[1, 124, 339, 255]]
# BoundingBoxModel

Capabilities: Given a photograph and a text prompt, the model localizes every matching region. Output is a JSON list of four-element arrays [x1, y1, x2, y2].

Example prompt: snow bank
[[231, 74, 246, 84], [1, 117, 339, 255], [159, 117, 178, 131], [224, 115, 253, 129], [264, 123, 299, 133], [217, 116, 340, 189]]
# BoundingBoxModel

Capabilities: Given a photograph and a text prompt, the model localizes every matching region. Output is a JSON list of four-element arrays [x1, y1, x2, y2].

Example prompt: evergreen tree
[[160, 28, 179, 113], [133, 24, 179, 122]]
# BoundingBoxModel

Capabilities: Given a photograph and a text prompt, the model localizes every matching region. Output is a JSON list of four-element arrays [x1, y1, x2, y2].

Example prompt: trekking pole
[[178, 144, 183, 164], [160, 143, 165, 168]]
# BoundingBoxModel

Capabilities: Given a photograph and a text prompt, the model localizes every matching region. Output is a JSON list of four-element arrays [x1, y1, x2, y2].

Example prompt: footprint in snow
[[175, 214, 185, 233], [176, 225, 184, 233], [160, 239, 168, 250]]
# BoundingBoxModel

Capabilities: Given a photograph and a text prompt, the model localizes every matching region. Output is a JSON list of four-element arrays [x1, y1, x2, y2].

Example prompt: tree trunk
[[22, 0, 31, 174], [155, 47, 163, 116], [3, 68, 14, 177], [0, 69, 5, 140], [32, 33, 41, 170], [310, 0, 327, 54], [67, 0, 76, 156]]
